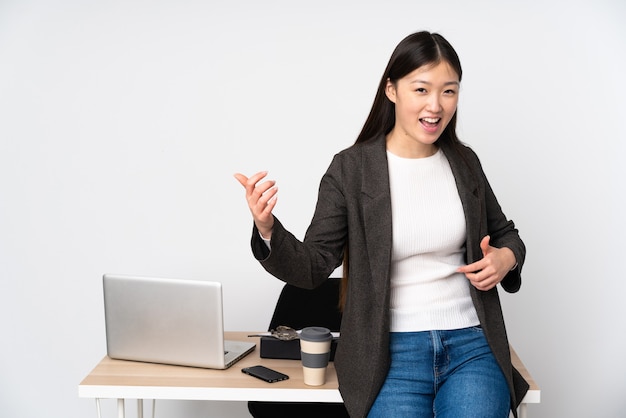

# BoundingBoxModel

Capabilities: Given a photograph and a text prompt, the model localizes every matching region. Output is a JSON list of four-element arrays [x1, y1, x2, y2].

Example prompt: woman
[[235, 31, 529, 418]]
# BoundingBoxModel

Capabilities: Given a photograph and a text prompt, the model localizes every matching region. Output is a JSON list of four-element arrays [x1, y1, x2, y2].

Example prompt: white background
[[1, 1, 625, 417]]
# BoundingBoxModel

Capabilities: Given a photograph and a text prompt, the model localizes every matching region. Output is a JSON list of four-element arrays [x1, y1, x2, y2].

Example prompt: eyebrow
[[411, 79, 460, 86]]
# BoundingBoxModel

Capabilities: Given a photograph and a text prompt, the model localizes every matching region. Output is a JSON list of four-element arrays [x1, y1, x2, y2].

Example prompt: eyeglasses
[[248, 325, 300, 341]]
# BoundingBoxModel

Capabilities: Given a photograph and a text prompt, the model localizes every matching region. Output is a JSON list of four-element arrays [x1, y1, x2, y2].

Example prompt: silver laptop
[[103, 274, 255, 369]]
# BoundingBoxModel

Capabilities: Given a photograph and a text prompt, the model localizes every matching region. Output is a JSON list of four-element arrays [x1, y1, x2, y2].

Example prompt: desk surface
[[79, 332, 540, 404]]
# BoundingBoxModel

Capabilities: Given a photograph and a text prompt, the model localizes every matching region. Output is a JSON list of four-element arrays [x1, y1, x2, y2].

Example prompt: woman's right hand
[[234, 171, 277, 239]]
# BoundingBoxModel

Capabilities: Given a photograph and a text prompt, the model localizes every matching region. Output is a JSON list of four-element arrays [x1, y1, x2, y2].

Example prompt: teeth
[[422, 117, 439, 123]]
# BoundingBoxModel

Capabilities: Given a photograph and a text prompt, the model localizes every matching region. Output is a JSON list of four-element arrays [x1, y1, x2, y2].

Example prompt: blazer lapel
[[440, 141, 482, 264], [360, 137, 393, 286], [439, 141, 487, 320]]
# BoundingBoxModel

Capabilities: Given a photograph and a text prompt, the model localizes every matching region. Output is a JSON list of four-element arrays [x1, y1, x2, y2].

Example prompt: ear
[[384, 78, 397, 103]]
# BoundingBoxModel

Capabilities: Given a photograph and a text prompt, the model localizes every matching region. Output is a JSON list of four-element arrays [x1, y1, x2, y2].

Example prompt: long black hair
[[355, 31, 463, 147], [340, 31, 464, 310]]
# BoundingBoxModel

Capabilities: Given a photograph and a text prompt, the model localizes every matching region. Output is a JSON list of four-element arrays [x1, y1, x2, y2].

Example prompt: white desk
[[79, 332, 540, 417]]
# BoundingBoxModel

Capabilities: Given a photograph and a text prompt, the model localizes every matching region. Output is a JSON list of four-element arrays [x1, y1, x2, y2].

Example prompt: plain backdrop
[[1, 1, 625, 417]]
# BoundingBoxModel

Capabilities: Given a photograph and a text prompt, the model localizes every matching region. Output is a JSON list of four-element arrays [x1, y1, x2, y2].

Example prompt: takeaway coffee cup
[[299, 326, 333, 386]]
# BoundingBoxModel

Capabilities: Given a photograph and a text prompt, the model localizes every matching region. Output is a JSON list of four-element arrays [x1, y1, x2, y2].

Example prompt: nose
[[426, 94, 443, 112]]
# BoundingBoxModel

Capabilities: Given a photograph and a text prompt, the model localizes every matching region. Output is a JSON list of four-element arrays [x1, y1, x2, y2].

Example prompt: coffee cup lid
[[300, 326, 332, 342]]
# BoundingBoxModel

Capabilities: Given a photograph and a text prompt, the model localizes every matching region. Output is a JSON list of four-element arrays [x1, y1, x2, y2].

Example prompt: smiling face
[[385, 61, 460, 158]]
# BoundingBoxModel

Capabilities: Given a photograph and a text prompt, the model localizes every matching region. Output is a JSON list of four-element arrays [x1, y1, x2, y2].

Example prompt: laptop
[[103, 274, 256, 369]]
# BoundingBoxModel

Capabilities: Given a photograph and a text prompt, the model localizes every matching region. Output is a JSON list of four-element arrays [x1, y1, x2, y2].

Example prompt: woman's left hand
[[457, 236, 517, 291]]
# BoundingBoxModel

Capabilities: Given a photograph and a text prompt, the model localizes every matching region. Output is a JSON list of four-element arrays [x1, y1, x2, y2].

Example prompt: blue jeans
[[368, 327, 510, 418]]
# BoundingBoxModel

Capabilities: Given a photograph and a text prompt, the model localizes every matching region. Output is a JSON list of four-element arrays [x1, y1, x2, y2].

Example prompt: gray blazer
[[251, 135, 529, 417]]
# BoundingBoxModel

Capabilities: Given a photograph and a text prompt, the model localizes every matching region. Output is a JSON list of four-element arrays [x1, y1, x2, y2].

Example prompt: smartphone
[[242, 365, 289, 383]]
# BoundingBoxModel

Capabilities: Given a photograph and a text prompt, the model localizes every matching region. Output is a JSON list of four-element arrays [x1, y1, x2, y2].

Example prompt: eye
[[415, 87, 427, 93], [443, 89, 457, 95]]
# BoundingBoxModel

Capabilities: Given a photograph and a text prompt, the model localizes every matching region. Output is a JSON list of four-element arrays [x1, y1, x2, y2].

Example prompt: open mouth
[[420, 117, 440, 127], [419, 117, 441, 133]]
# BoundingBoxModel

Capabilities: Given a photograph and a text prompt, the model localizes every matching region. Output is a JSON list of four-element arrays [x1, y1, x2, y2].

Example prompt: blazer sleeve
[[475, 151, 526, 293], [250, 154, 348, 290]]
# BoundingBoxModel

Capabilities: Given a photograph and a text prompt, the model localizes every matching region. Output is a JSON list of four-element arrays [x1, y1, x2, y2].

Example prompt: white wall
[[1, 1, 624, 417]]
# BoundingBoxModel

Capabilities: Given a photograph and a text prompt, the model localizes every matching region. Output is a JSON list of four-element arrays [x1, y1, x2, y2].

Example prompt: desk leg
[[518, 403, 527, 418], [117, 399, 125, 418]]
